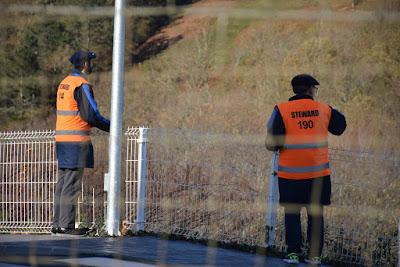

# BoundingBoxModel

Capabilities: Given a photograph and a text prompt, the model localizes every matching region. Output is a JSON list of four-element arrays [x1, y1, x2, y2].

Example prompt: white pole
[[136, 127, 148, 232], [106, 0, 126, 236], [266, 151, 279, 247]]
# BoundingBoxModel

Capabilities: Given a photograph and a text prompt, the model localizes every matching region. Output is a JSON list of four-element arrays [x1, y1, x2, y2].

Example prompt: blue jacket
[[56, 69, 110, 169], [266, 94, 346, 151]]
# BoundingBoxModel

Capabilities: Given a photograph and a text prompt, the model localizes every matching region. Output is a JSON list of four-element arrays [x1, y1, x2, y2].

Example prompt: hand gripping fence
[[1, 128, 399, 266]]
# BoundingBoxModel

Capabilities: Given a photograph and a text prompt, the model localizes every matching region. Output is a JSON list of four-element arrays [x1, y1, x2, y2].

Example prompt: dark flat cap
[[291, 74, 319, 88], [69, 51, 96, 67]]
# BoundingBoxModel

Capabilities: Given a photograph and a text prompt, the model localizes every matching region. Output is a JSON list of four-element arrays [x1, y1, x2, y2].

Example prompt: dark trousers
[[283, 204, 324, 257], [279, 176, 331, 257], [53, 168, 84, 229]]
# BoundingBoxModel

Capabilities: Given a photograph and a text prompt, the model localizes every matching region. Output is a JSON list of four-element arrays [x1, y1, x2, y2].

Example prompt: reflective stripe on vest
[[57, 110, 80, 116], [55, 75, 91, 143], [278, 163, 330, 173], [283, 142, 328, 150], [56, 130, 90, 136], [277, 99, 332, 179]]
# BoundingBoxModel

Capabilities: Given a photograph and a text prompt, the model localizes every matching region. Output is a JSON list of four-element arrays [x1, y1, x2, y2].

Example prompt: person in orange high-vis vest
[[266, 74, 346, 265], [53, 51, 110, 236]]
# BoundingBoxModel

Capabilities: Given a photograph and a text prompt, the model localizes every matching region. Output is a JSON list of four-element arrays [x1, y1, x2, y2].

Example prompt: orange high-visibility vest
[[277, 99, 332, 179], [55, 75, 91, 143]]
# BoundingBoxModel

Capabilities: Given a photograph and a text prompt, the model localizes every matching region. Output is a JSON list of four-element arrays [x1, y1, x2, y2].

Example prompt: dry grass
[[105, 3, 399, 264], [125, 129, 399, 266], [117, 14, 400, 154], [2, 0, 399, 265]]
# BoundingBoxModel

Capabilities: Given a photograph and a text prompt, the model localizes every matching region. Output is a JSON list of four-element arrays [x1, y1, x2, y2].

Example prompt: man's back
[[265, 74, 346, 264]]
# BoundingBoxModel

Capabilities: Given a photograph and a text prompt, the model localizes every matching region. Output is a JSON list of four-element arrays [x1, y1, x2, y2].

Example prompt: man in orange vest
[[266, 74, 346, 264], [52, 51, 110, 235]]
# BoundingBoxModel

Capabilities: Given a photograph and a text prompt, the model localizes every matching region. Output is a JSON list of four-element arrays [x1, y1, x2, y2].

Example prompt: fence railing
[[1, 128, 399, 266], [0, 130, 107, 233], [125, 128, 400, 267], [0, 130, 56, 233]]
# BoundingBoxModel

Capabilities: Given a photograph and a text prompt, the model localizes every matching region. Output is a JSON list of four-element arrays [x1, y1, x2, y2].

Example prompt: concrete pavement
[[0, 234, 330, 267]]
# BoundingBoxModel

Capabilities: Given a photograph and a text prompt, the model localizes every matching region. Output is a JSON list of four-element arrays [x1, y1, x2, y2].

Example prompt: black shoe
[[51, 226, 60, 234], [57, 227, 88, 236]]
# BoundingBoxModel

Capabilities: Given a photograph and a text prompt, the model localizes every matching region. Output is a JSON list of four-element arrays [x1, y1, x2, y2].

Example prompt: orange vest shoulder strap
[[66, 75, 89, 91]]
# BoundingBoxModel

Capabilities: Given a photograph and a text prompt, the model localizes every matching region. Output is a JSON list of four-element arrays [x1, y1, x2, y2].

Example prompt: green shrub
[[14, 30, 40, 76]]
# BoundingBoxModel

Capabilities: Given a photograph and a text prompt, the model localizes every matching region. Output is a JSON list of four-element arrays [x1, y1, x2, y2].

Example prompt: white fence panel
[[123, 128, 400, 266], [0, 130, 56, 233], [0, 130, 101, 233], [1, 128, 399, 266]]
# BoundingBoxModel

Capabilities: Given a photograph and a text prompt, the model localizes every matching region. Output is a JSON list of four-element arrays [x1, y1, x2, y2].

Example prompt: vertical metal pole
[[266, 151, 279, 247], [106, 0, 126, 236], [136, 127, 148, 232]]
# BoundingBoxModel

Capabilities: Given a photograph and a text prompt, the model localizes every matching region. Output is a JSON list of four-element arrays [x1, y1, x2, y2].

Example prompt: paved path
[[0, 235, 330, 266]]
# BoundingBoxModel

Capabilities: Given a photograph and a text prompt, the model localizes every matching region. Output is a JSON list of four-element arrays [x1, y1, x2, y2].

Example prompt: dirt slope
[[133, 0, 238, 62]]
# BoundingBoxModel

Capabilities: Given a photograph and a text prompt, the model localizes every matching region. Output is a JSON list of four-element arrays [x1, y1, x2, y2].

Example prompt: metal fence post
[[266, 151, 279, 247], [135, 127, 148, 232]]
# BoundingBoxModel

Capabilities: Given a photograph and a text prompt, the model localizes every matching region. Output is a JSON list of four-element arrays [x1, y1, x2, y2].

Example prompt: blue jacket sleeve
[[328, 107, 346, 136], [75, 84, 110, 132], [265, 105, 286, 151]]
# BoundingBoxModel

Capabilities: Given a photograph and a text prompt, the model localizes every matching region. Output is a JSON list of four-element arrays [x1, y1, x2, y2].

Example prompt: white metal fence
[[0, 130, 106, 233], [125, 128, 400, 266], [1, 128, 399, 266], [0, 130, 56, 233]]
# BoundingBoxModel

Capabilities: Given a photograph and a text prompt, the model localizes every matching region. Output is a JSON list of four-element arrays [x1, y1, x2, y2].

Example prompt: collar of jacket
[[70, 69, 90, 81], [70, 68, 83, 77], [289, 94, 314, 101]]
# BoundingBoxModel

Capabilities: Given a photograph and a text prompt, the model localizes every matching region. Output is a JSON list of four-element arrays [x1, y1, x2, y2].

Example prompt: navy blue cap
[[291, 74, 319, 88], [69, 51, 96, 67]]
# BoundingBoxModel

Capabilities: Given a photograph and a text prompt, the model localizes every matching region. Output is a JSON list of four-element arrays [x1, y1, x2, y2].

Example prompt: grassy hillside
[[117, 0, 399, 153], [1, 1, 399, 265], [2, 0, 400, 155], [0, 0, 193, 129]]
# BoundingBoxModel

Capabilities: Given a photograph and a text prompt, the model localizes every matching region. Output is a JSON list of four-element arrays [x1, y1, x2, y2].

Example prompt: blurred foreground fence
[[1, 128, 399, 266]]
